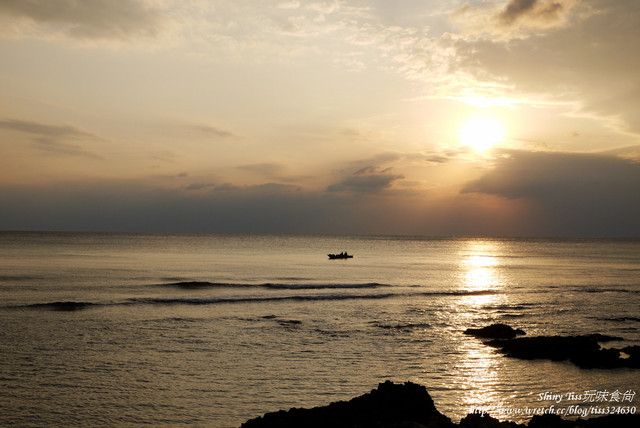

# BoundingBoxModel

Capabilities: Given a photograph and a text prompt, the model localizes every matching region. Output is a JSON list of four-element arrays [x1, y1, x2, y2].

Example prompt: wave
[[0, 275, 44, 281], [530, 284, 640, 294], [5, 289, 497, 311], [599, 316, 640, 323], [159, 280, 388, 290], [263, 282, 386, 290], [161, 281, 242, 289], [581, 287, 638, 294], [484, 302, 537, 310], [22, 301, 96, 311], [371, 321, 431, 330], [129, 293, 398, 305], [133, 289, 495, 306]]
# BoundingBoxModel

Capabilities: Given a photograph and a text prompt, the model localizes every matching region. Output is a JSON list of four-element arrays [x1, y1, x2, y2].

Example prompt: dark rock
[[463, 324, 635, 369], [241, 381, 640, 428], [528, 413, 640, 427], [464, 324, 526, 340], [569, 346, 621, 369], [241, 381, 456, 428], [621, 345, 640, 368], [483, 334, 635, 369], [527, 414, 571, 427], [459, 413, 524, 427], [578, 414, 640, 427], [583, 333, 624, 343]]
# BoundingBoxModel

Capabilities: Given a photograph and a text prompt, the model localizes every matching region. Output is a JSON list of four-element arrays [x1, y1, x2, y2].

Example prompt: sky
[[1, 0, 639, 236]]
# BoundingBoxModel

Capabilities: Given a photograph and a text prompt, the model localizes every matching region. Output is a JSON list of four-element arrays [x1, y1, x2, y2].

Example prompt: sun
[[459, 117, 504, 152]]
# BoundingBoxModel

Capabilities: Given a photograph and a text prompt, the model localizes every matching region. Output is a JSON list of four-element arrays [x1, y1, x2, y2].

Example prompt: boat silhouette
[[328, 252, 353, 259]]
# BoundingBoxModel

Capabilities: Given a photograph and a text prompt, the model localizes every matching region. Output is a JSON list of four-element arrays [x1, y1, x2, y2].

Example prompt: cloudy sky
[[1, 0, 639, 236]]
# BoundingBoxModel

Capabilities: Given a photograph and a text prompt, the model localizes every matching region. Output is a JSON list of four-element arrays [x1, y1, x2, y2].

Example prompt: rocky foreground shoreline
[[241, 381, 639, 428], [242, 324, 638, 427]]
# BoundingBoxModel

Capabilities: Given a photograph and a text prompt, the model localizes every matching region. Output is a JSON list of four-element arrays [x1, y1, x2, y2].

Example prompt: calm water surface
[[1, 232, 639, 426]]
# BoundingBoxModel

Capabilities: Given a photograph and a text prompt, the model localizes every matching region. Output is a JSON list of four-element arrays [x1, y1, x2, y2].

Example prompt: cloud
[[195, 124, 238, 139], [1, 158, 638, 236], [453, 0, 579, 37], [461, 150, 640, 236], [0, 180, 347, 234], [421, 147, 474, 165], [0, 119, 95, 139], [185, 182, 215, 191], [31, 139, 102, 159], [327, 166, 404, 194], [1, 175, 470, 236], [236, 163, 315, 184], [424, 154, 453, 164], [277, 1, 301, 10], [0, 0, 165, 41], [238, 163, 285, 177], [0, 118, 103, 159], [499, 0, 539, 23], [308, 1, 342, 15], [498, 0, 572, 27], [450, 0, 640, 134], [338, 153, 402, 173]]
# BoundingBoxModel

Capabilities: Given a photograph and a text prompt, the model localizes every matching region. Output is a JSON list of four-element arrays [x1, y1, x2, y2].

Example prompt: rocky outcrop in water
[[621, 345, 640, 367], [464, 324, 526, 340], [486, 334, 637, 369], [241, 381, 640, 428], [465, 323, 638, 369]]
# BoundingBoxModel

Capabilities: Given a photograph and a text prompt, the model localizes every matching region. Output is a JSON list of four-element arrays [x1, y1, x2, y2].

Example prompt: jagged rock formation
[[465, 324, 639, 369], [241, 381, 640, 428], [464, 324, 526, 340], [241, 381, 455, 428]]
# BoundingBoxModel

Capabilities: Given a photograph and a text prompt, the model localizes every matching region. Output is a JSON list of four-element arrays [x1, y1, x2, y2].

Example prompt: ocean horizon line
[[1, 229, 639, 241]]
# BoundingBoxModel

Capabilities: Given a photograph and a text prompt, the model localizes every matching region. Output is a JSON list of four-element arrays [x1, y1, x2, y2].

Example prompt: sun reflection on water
[[450, 240, 513, 418], [455, 241, 506, 315], [448, 338, 516, 419], [460, 242, 501, 292]]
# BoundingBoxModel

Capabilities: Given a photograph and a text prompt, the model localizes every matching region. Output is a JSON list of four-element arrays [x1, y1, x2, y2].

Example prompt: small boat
[[328, 252, 353, 259]]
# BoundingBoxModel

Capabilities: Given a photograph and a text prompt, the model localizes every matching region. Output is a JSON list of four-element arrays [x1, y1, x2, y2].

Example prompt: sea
[[1, 232, 639, 427]]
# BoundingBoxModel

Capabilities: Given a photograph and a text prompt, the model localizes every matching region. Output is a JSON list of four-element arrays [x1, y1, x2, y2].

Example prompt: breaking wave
[[159, 281, 388, 290], [21, 301, 96, 311], [5, 288, 497, 310]]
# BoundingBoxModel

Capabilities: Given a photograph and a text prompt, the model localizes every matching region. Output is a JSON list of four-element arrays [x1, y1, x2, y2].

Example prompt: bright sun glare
[[459, 117, 504, 152]]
